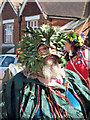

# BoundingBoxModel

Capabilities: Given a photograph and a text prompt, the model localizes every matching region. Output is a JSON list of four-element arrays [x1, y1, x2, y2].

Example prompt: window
[[25, 15, 40, 30], [27, 20, 38, 30], [4, 24, 13, 43], [1, 56, 15, 67], [0, 56, 4, 64]]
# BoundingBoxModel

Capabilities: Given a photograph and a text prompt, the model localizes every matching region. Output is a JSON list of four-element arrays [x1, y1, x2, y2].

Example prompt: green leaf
[[15, 45, 21, 49], [72, 33, 77, 39]]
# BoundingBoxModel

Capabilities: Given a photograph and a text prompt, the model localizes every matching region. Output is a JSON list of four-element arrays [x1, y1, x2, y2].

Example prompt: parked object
[[2, 63, 24, 83], [0, 69, 5, 80], [0, 54, 18, 80]]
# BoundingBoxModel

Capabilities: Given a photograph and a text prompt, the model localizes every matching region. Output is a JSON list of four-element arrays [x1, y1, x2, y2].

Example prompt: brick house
[[0, 0, 19, 54], [0, 0, 89, 54]]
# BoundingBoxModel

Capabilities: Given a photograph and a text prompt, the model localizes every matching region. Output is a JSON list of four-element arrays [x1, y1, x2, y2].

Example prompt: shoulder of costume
[[8, 71, 45, 87], [65, 69, 90, 101], [65, 69, 80, 80]]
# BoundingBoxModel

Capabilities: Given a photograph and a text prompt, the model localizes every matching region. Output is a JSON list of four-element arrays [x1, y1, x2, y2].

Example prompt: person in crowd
[[2, 47, 24, 82], [0, 25, 90, 120], [84, 31, 90, 78], [63, 31, 90, 89]]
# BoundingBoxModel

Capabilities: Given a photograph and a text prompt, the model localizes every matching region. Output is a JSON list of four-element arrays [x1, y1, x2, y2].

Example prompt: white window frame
[[4, 23, 13, 44], [25, 15, 40, 30], [3, 19, 14, 44], [3, 19, 14, 24]]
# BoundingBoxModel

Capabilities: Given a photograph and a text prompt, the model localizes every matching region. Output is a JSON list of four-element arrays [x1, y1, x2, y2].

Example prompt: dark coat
[[0, 69, 90, 120]]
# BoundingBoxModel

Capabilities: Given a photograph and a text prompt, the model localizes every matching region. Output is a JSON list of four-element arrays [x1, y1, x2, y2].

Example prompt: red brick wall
[[47, 18, 72, 28], [38, 14, 47, 26], [0, 18, 2, 47], [14, 16, 27, 47], [21, 16, 27, 38], [22, 2, 41, 17], [53, 19, 71, 27], [1, 2, 17, 48], [2, 2, 17, 20], [13, 18, 19, 46]]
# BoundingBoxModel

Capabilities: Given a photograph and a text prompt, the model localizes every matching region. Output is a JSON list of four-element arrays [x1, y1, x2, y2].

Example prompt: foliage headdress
[[16, 24, 66, 74], [63, 31, 86, 46]]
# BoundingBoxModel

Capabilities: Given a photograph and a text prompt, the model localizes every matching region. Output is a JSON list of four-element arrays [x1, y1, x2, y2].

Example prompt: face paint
[[64, 41, 72, 52], [38, 44, 57, 57]]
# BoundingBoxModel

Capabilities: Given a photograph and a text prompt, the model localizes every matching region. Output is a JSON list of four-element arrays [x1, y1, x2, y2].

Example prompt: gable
[[22, 2, 41, 17], [2, 2, 17, 20], [0, 0, 18, 15]]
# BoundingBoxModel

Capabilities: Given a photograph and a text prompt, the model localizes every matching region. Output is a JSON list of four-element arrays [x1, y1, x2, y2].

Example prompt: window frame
[[4, 23, 14, 44], [27, 20, 38, 30], [25, 15, 40, 30]]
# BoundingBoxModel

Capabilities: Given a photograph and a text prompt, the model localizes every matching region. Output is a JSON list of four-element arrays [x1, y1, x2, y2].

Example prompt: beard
[[42, 63, 60, 81]]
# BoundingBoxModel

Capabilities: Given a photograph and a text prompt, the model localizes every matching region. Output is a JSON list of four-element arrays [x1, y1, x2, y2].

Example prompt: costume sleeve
[[65, 69, 90, 101], [0, 83, 8, 119], [85, 49, 90, 69], [0, 72, 25, 120], [9, 63, 24, 76]]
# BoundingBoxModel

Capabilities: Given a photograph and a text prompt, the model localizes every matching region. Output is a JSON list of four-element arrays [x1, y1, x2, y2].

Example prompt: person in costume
[[0, 25, 90, 120], [63, 31, 90, 89]]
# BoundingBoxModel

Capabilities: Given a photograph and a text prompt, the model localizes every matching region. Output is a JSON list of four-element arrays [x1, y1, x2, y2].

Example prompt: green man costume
[[0, 25, 90, 120]]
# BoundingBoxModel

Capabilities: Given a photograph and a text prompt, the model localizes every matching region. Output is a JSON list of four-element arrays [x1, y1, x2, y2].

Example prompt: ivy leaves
[[16, 24, 66, 74]]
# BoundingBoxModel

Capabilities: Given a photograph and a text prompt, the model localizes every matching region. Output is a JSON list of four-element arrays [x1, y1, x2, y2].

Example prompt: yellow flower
[[78, 36, 84, 42], [70, 37, 73, 41], [80, 42, 83, 46]]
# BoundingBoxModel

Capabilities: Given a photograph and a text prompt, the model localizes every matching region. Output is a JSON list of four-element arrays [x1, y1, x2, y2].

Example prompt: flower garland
[[64, 32, 86, 46]]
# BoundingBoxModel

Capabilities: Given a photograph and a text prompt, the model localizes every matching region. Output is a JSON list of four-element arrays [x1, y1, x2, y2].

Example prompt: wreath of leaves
[[16, 24, 66, 74]]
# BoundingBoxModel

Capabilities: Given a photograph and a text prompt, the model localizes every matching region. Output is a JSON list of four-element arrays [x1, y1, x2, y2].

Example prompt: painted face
[[38, 44, 57, 57], [38, 44, 57, 65], [64, 41, 72, 52]]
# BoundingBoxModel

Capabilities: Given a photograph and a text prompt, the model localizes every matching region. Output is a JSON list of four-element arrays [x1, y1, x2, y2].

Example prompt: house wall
[[2, 2, 17, 20], [1, 1, 89, 54], [1, 2, 17, 46], [20, 14, 47, 41], [22, 2, 41, 16], [53, 19, 72, 27], [38, 14, 47, 26], [19, 1, 48, 41], [0, 16, 2, 53], [20, 1, 72, 42], [47, 18, 72, 28], [13, 18, 19, 46]]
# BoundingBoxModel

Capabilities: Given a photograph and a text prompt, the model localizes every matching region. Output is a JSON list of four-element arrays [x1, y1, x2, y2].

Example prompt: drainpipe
[[17, 6, 22, 41], [50, 18, 53, 27], [18, 15, 22, 41]]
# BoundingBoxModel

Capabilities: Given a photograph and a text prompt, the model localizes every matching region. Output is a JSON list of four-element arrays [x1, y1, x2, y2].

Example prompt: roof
[[19, 0, 89, 19], [39, 1, 89, 18], [0, 0, 89, 18], [0, 0, 24, 14], [0, 0, 17, 15], [63, 18, 87, 32]]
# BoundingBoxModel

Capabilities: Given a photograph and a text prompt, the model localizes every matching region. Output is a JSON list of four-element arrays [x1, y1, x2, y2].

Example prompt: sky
[[0, 0, 89, 2]]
